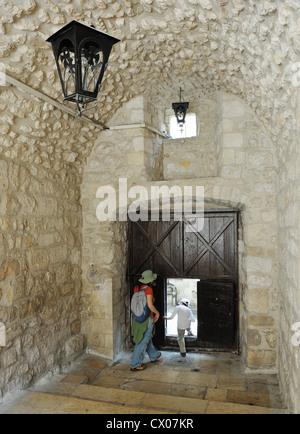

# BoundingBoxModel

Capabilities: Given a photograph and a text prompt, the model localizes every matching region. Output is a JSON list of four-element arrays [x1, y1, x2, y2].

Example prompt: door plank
[[197, 280, 237, 351]]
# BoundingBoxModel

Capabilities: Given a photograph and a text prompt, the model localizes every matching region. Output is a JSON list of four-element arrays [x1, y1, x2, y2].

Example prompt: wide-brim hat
[[139, 270, 157, 284]]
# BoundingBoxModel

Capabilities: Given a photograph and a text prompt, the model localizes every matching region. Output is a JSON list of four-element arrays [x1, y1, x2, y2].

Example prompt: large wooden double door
[[128, 210, 239, 352]]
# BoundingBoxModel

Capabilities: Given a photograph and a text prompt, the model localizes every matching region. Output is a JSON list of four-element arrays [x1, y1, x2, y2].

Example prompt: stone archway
[[81, 91, 279, 374]]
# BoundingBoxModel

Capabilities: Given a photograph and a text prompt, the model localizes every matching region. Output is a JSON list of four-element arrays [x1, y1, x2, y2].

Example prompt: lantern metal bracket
[[62, 97, 99, 118]]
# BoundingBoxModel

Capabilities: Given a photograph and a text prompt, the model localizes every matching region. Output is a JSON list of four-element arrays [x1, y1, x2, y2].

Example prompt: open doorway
[[166, 278, 199, 338]]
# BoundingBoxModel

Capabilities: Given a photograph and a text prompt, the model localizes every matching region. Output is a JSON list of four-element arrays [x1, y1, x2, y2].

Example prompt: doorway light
[[170, 113, 197, 139], [172, 87, 189, 131]]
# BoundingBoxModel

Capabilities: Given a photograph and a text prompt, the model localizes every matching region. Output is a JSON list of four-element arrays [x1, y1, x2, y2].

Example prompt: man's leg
[[177, 328, 186, 355], [186, 327, 194, 336]]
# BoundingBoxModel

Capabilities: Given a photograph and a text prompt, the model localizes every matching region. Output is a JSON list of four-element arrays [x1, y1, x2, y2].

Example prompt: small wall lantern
[[47, 20, 120, 117], [172, 87, 189, 131]]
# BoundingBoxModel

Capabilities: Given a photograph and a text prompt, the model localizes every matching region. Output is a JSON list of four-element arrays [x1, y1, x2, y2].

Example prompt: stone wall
[[81, 96, 163, 358], [218, 92, 279, 371], [0, 155, 85, 395], [277, 106, 300, 413], [0, 84, 101, 396]]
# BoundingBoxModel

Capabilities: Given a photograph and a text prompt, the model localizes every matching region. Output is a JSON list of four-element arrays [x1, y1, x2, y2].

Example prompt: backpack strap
[[135, 284, 148, 293]]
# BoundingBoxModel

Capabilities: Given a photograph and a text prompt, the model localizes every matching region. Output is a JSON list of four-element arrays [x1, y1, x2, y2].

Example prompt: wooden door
[[198, 281, 237, 351], [128, 211, 239, 350]]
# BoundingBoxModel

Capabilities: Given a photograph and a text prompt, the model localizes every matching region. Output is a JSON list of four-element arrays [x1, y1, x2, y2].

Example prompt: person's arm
[[163, 307, 178, 321], [189, 309, 196, 322], [146, 294, 160, 323]]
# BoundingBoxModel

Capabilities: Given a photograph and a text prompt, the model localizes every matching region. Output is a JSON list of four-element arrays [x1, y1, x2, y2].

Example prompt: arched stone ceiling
[[0, 0, 299, 168]]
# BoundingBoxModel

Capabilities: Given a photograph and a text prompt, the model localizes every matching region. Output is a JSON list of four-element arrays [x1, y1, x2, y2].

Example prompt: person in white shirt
[[163, 298, 195, 357]]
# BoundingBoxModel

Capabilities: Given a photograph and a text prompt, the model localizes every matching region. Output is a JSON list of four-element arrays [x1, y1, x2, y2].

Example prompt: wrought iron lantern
[[172, 87, 189, 131], [47, 20, 120, 117]]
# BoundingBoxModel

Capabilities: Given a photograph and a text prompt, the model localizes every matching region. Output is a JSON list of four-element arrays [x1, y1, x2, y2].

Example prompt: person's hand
[[153, 313, 160, 323]]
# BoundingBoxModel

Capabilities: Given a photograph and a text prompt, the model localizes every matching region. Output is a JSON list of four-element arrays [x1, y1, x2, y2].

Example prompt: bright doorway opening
[[166, 278, 199, 337]]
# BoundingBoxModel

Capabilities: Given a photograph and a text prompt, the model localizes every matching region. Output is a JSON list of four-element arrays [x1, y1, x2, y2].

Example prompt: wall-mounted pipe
[[4, 73, 108, 130], [4, 74, 169, 139], [109, 122, 168, 139]]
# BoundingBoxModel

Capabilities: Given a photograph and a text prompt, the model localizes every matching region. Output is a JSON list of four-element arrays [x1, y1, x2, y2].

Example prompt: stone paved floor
[[0, 350, 288, 414]]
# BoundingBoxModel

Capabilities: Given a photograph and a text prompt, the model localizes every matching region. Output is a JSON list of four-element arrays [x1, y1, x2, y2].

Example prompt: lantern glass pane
[[80, 42, 104, 93], [170, 113, 197, 139], [58, 42, 76, 97], [176, 105, 186, 123]]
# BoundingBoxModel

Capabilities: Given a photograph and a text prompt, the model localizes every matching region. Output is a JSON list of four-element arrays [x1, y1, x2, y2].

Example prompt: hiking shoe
[[130, 365, 145, 372], [151, 352, 162, 363]]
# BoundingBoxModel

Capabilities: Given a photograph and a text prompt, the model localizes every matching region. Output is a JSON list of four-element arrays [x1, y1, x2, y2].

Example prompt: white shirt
[[166, 304, 195, 330]]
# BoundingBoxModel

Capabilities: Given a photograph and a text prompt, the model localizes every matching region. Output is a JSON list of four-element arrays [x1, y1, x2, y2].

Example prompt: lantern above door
[[172, 87, 189, 132], [47, 20, 120, 117]]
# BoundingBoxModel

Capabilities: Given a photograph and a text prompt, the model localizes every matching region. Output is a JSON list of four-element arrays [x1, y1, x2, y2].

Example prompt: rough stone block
[[28, 249, 49, 272], [0, 260, 20, 281], [223, 133, 244, 148], [222, 99, 246, 118], [64, 335, 86, 359], [0, 160, 8, 190], [248, 315, 275, 327], [247, 289, 269, 314], [245, 256, 273, 274], [221, 165, 242, 178], [247, 274, 272, 289], [127, 151, 145, 166], [49, 246, 68, 264], [247, 350, 277, 369], [0, 322, 6, 346], [248, 151, 273, 167]]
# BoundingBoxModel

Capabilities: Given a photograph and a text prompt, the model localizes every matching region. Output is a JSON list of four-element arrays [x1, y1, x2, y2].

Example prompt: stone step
[[87, 365, 285, 410], [2, 356, 288, 414], [4, 383, 287, 414]]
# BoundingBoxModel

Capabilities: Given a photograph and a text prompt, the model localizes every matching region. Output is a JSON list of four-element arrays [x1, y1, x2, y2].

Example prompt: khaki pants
[[177, 328, 186, 354]]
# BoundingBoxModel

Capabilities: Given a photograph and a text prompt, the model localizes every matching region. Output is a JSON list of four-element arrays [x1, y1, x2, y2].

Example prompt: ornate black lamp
[[172, 87, 189, 131], [47, 20, 120, 117]]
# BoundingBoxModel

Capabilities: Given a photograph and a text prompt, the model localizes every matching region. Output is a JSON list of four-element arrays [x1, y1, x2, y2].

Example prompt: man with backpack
[[130, 270, 161, 371]]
